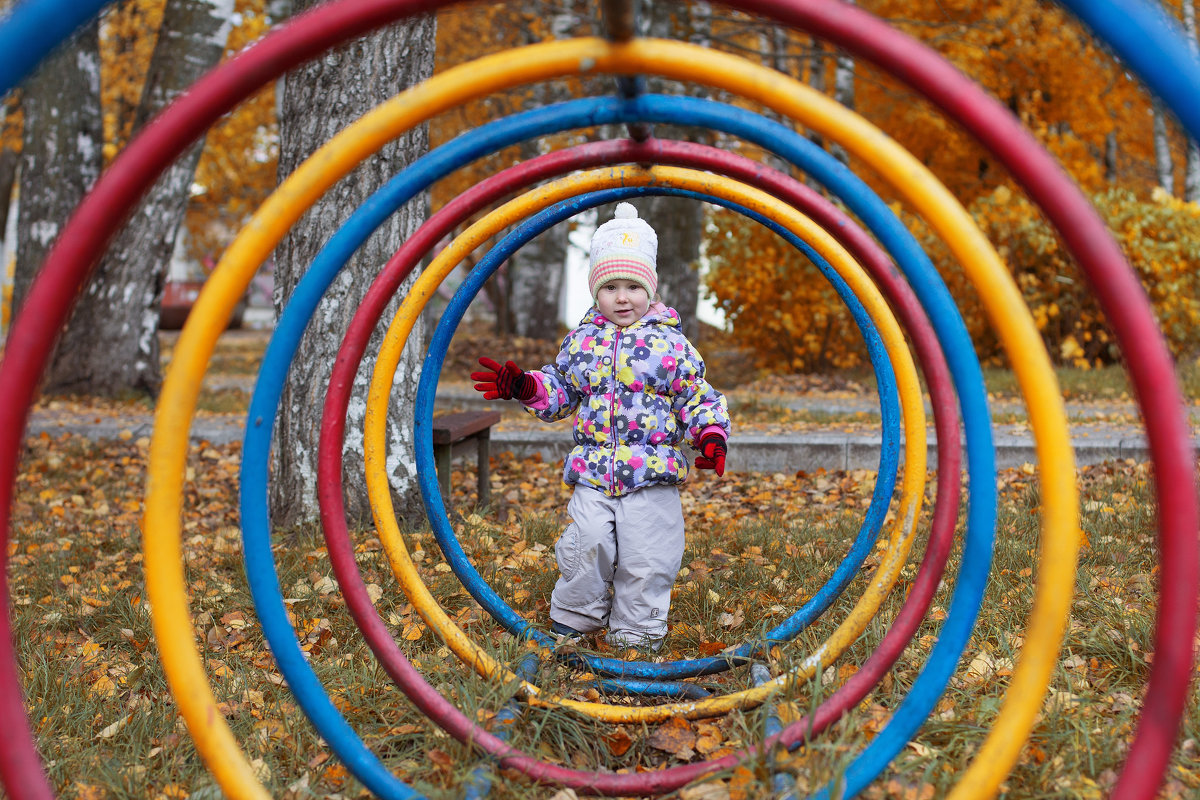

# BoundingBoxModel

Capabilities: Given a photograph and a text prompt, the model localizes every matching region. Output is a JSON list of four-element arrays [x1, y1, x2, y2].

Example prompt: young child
[[472, 202, 731, 651]]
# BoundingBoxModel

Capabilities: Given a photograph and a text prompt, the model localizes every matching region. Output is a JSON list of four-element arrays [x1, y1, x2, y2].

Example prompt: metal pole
[[601, 0, 652, 142]]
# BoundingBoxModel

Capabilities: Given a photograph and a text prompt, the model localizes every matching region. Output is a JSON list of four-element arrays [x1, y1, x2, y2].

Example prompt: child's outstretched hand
[[471, 357, 538, 402], [694, 432, 727, 477]]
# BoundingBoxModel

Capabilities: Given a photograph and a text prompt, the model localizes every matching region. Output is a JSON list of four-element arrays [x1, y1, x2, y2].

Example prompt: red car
[[160, 280, 245, 330]]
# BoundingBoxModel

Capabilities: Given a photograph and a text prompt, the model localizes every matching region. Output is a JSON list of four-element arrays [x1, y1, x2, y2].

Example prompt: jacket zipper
[[608, 327, 621, 496]]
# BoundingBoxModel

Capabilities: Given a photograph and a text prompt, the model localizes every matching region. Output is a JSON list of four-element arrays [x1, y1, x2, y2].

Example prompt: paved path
[[27, 387, 1197, 473], [425, 387, 1196, 471]]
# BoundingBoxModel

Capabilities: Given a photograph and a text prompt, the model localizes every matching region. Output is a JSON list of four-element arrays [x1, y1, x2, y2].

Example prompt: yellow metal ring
[[366, 164, 927, 722], [145, 35, 1075, 792]]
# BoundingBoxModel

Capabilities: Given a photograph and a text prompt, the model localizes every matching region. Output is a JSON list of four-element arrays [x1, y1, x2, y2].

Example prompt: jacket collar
[[582, 302, 680, 330]]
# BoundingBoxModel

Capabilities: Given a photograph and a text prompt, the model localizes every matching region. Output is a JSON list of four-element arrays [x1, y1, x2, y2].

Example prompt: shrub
[[704, 187, 1200, 371]]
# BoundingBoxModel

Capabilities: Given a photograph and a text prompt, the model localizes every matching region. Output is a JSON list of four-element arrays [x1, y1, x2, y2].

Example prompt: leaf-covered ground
[[8, 424, 1199, 799]]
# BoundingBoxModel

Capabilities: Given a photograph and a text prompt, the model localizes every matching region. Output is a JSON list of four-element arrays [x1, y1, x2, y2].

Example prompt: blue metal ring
[[0, 0, 112, 96], [6, 0, 1195, 796], [239, 91, 992, 797], [1058, 0, 1200, 143], [417, 183, 901, 681]]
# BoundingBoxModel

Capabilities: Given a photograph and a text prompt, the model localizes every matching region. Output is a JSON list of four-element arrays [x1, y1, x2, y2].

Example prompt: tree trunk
[[1104, 131, 1118, 183], [14, 20, 102, 320], [507, 109, 565, 340], [508, 212, 568, 339], [642, 194, 702, 339], [0, 96, 19, 251], [272, 6, 436, 529], [505, 17, 572, 340], [1183, 0, 1200, 202], [43, 0, 234, 397], [830, 0, 856, 167], [1153, 97, 1175, 194], [807, 39, 827, 151], [754, 24, 794, 175], [804, 37, 828, 194]]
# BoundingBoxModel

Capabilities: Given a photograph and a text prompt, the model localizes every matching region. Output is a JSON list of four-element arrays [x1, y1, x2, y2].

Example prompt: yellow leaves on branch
[[864, 1, 1155, 202], [712, 185, 1200, 371], [705, 206, 870, 373], [922, 186, 1200, 366], [87, 0, 279, 263]]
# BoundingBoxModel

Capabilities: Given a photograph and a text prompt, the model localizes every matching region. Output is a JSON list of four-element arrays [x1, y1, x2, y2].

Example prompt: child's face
[[596, 279, 651, 327]]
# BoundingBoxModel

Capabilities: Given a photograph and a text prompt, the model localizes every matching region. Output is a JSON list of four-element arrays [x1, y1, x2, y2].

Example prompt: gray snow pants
[[549, 484, 686, 648]]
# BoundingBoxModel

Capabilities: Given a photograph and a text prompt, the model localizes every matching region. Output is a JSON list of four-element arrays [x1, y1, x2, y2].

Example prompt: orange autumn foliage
[[909, 186, 1200, 367], [709, 0, 1200, 370], [99, 0, 166, 163], [704, 208, 871, 373], [707, 187, 1200, 371], [184, 0, 277, 263]]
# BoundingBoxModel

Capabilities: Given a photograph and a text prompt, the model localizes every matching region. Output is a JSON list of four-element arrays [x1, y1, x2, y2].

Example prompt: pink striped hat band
[[589, 256, 658, 300]]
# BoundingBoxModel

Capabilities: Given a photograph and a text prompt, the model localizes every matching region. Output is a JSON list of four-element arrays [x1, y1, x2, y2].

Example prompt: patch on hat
[[588, 203, 659, 300]]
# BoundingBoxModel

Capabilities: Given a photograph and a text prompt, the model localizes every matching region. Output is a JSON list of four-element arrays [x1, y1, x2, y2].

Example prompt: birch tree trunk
[[830, 0, 856, 167], [14, 20, 102, 319], [507, 21, 569, 340], [43, 0, 234, 397], [807, 39, 827, 151], [1153, 97, 1175, 194], [1183, 0, 1200, 202], [755, 24, 794, 175], [272, 5, 436, 528], [508, 198, 568, 338], [0, 97, 19, 254], [1105, 131, 1118, 183], [804, 37, 828, 194]]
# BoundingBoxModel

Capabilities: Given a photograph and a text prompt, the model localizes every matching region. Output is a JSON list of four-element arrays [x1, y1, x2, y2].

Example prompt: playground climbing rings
[[363, 164, 928, 719], [312, 132, 964, 792], [159, 35, 997, 795], [269, 102, 915, 684], [0, 1, 1193, 799], [236, 89, 936, 787]]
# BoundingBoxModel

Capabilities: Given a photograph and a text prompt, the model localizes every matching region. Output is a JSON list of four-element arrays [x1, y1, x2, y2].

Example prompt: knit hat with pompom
[[588, 202, 658, 301]]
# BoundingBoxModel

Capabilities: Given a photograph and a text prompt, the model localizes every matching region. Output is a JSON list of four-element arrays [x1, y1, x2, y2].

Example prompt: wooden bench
[[431, 410, 502, 507]]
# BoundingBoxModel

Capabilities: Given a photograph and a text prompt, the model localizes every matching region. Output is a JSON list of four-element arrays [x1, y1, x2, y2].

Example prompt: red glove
[[471, 357, 539, 402], [695, 432, 727, 477]]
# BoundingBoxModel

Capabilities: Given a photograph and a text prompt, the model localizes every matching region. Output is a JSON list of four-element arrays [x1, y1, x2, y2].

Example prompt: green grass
[[981, 359, 1200, 403], [821, 358, 1200, 408], [195, 387, 251, 415], [160, 329, 267, 378]]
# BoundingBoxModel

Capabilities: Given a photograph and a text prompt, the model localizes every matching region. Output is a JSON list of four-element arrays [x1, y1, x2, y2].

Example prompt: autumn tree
[[41, 0, 235, 397], [704, 207, 870, 373], [852, 0, 1158, 202], [431, 2, 594, 339], [705, 1, 1200, 371], [185, 0, 280, 266], [912, 186, 1200, 365], [271, 2, 436, 527]]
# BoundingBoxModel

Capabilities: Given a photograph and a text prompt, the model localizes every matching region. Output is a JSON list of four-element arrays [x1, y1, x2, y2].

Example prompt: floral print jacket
[[524, 303, 731, 496]]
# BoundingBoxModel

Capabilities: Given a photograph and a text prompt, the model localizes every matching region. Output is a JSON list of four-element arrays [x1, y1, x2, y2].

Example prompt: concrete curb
[[483, 427, 1164, 472], [26, 410, 1185, 473], [430, 388, 1185, 471]]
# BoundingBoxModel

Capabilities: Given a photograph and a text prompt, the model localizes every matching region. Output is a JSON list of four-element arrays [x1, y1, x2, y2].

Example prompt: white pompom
[[613, 202, 638, 220]]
